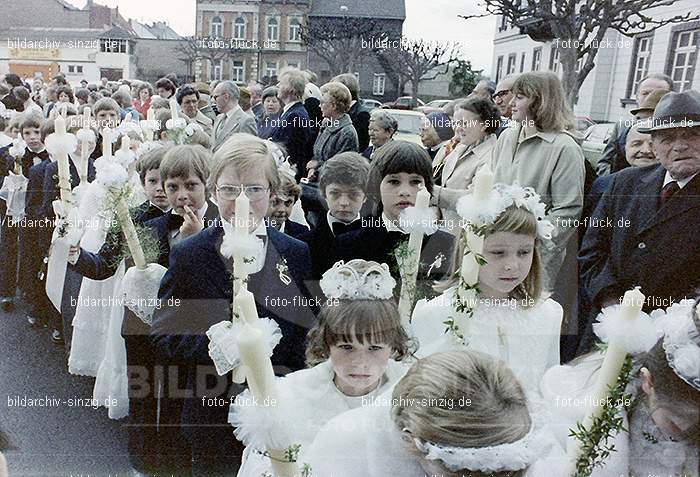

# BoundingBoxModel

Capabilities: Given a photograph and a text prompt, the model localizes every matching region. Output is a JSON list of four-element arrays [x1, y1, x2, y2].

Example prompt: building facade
[[491, 0, 700, 122], [195, 0, 310, 84]]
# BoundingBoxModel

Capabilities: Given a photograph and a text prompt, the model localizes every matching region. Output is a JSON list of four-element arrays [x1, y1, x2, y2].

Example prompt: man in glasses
[[492, 75, 517, 137]]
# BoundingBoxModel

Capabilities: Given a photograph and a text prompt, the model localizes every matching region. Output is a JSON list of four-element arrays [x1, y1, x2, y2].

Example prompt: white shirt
[[663, 170, 698, 189], [381, 213, 405, 233], [282, 100, 300, 116]]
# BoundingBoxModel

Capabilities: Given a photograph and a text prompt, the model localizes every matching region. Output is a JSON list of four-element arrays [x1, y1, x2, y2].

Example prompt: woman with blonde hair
[[411, 183, 562, 391], [304, 349, 558, 476]]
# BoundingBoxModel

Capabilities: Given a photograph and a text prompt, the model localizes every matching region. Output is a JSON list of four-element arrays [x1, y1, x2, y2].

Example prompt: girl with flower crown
[[228, 259, 415, 477], [304, 349, 565, 477], [411, 183, 562, 391]]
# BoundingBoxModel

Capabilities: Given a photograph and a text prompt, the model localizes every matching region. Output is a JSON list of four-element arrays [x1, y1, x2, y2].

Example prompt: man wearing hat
[[597, 73, 672, 175], [420, 111, 454, 160], [195, 82, 217, 122], [578, 89, 700, 354]]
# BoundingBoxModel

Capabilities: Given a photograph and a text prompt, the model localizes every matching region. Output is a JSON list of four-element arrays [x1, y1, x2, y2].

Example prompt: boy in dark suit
[[266, 168, 308, 240], [151, 133, 317, 475], [299, 151, 369, 279], [333, 141, 455, 301]]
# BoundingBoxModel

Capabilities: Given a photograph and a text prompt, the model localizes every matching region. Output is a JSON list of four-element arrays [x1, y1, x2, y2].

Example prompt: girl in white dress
[[304, 349, 563, 477], [228, 259, 416, 477], [411, 184, 562, 391]]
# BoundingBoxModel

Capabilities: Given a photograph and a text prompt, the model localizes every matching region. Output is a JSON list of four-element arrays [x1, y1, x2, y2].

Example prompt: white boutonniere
[[276, 258, 292, 285]]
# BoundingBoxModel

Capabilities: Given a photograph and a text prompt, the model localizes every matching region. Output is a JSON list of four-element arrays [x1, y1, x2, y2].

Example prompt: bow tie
[[331, 220, 362, 236], [166, 212, 185, 231]]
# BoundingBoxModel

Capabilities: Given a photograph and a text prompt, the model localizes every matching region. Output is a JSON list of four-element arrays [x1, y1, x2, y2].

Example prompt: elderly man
[[470, 79, 496, 101], [247, 81, 264, 121], [596, 73, 673, 176], [211, 80, 257, 152], [492, 75, 516, 136], [176, 85, 213, 138], [578, 90, 700, 353]]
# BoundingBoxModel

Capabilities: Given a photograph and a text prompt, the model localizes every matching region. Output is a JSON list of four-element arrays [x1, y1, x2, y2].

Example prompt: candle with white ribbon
[[102, 128, 112, 161], [145, 108, 155, 142], [54, 115, 72, 211], [233, 192, 251, 296], [398, 186, 431, 324], [115, 196, 147, 270], [566, 287, 645, 470], [472, 165, 494, 201], [169, 98, 179, 121], [79, 109, 91, 184]]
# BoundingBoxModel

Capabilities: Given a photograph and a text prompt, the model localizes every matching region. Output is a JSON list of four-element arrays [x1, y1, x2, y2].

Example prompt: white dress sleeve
[[542, 298, 564, 371]]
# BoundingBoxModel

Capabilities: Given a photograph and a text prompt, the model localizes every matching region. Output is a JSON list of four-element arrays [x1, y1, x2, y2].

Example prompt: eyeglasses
[[216, 184, 269, 201], [492, 90, 511, 100]]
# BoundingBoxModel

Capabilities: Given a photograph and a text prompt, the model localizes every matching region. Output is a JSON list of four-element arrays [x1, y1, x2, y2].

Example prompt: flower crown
[[657, 300, 700, 392], [320, 260, 396, 300], [411, 398, 553, 472], [456, 183, 554, 240]]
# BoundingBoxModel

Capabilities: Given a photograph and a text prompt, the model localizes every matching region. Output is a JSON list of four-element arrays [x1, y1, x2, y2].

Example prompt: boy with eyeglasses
[[151, 133, 317, 475]]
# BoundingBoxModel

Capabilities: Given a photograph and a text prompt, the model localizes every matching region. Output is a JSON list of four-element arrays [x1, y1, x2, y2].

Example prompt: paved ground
[[1, 298, 133, 476]]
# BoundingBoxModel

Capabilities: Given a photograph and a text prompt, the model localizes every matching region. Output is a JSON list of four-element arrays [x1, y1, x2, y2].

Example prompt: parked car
[[415, 99, 451, 115], [381, 96, 425, 110], [576, 115, 596, 132], [382, 109, 426, 145], [360, 99, 382, 111], [582, 122, 615, 168]]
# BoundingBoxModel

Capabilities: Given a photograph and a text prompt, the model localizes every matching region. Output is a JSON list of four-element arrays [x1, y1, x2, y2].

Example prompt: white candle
[[234, 193, 250, 234], [55, 115, 66, 135], [233, 192, 251, 295], [120, 135, 130, 151], [567, 287, 646, 467], [102, 128, 112, 160], [236, 288, 258, 325], [472, 165, 494, 201], [116, 197, 147, 269], [398, 186, 431, 324], [82, 107, 91, 129], [169, 98, 179, 121], [237, 324, 277, 403], [146, 108, 155, 121], [57, 151, 71, 210]]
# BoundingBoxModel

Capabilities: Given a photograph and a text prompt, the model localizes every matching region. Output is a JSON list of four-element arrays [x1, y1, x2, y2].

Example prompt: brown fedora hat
[[638, 90, 700, 133], [630, 89, 668, 116]]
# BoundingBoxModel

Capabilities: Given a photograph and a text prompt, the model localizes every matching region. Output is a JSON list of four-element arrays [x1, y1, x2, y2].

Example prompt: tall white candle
[[102, 128, 112, 160], [55, 115, 66, 135], [472, 165, 494, 201], [116, 197, 147, 269], [121, 135, 131, 151], [398, 186, 431, 324], [146, 108, 155, 121], [233, 192, 251, 295], [169, 98, 179, 121], [82, 107, 91, 129], [236, 288, 258, 325]]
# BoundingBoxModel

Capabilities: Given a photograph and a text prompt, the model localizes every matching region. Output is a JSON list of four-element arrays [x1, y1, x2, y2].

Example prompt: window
[[532, 47, 542, 71], [77, 65, 83, 73], [233, 17, 246, 40], [211, 16, 223, 37], [549, 46, 560, 73], [100, 38, 127, 53], [628, 35, 653, 97], [211, 59, 222, 81], [498, 15, 508, 32], [495, 56, 504, 83], [373, 73, 385, 96], [289, 18, 301, 42], [668, 29, 698, 92], [232, 60, 244, 82], [507, 54, 517, 75], [265, 61, 278, 79], [287, 61, 299, 69], [519, 53, 526, 73], [68, 65, 74, 73], [267, 18, 279, 41]]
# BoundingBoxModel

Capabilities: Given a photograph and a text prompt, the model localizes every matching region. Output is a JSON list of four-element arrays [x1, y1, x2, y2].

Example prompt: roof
[[129, 19, 157, 39], [309, 0, 405, 20], [53, 0, 80, 10], [99, 25, 135, 39], [145, 21, 182, 40]]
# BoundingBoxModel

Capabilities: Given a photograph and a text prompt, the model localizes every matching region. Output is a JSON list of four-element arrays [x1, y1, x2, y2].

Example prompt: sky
[[69, 0, 496, 74]]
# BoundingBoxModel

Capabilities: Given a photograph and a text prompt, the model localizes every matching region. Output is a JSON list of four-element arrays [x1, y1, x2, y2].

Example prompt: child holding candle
[[333, 141, 455, 301], [229, 259, 415, 477], [150, 133, 317, 475], [411, 183, 563, 392]]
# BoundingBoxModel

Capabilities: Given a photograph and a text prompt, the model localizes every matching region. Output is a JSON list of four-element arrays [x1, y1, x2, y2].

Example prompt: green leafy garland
[[568, 355, 636, 477], [260, 443, 312, 477]]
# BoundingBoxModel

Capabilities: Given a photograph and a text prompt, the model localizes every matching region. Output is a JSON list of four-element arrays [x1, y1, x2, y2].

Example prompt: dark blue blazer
[[25, 155, 51, 219], [269, 102, 313, 174], [299, 215, 362, 279], [582, 173, 616, 223], [41, 157, 97, 220], [579, 164, 700, 309], [333, 218, 455, 299], [282, 219, 309, 240], [150, 224, 317, 437]]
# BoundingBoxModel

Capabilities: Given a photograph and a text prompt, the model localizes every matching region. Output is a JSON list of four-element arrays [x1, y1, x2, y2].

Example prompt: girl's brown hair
[[305, 260, 416, 366], [391, 350, 531, 477], [511, 72, 574, 132], [435, 205, 542, 307]]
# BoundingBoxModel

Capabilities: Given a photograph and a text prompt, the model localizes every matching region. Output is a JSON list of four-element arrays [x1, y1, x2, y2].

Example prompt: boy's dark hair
[[319, 151, 370, 196], [155, 77, 176, 96], [455, 97, 502, 135], [4, 74, 22, 88], [75, 88, 89, 102], [137, 145, 171, 184], [366, 141, 434, 209], [176, 85, 199, 105]]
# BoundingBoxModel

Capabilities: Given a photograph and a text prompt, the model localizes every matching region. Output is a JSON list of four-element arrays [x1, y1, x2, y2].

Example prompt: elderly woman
[[307, 81, 358, 181], [256, 86, 284, 140], [132, 82, 153, 116], [430, 98, 500, 234], [363, 109, 397, 160]]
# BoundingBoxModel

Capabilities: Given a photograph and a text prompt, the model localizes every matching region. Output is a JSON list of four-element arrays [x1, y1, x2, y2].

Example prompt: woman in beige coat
[[431, 98, 500, 234]]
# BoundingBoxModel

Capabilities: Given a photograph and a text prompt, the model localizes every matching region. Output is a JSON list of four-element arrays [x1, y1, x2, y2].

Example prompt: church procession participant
[[229, 259, 414, 477]]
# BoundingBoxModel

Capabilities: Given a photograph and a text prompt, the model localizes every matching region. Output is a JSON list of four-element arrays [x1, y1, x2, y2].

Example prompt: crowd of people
[[0, 66, 698, 477]]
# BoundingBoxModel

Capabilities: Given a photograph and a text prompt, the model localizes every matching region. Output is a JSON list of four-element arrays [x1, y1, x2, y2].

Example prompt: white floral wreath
[[320, 260, 396, 300], [456, 183, 554, 240], [657, 300, 700, 392]]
